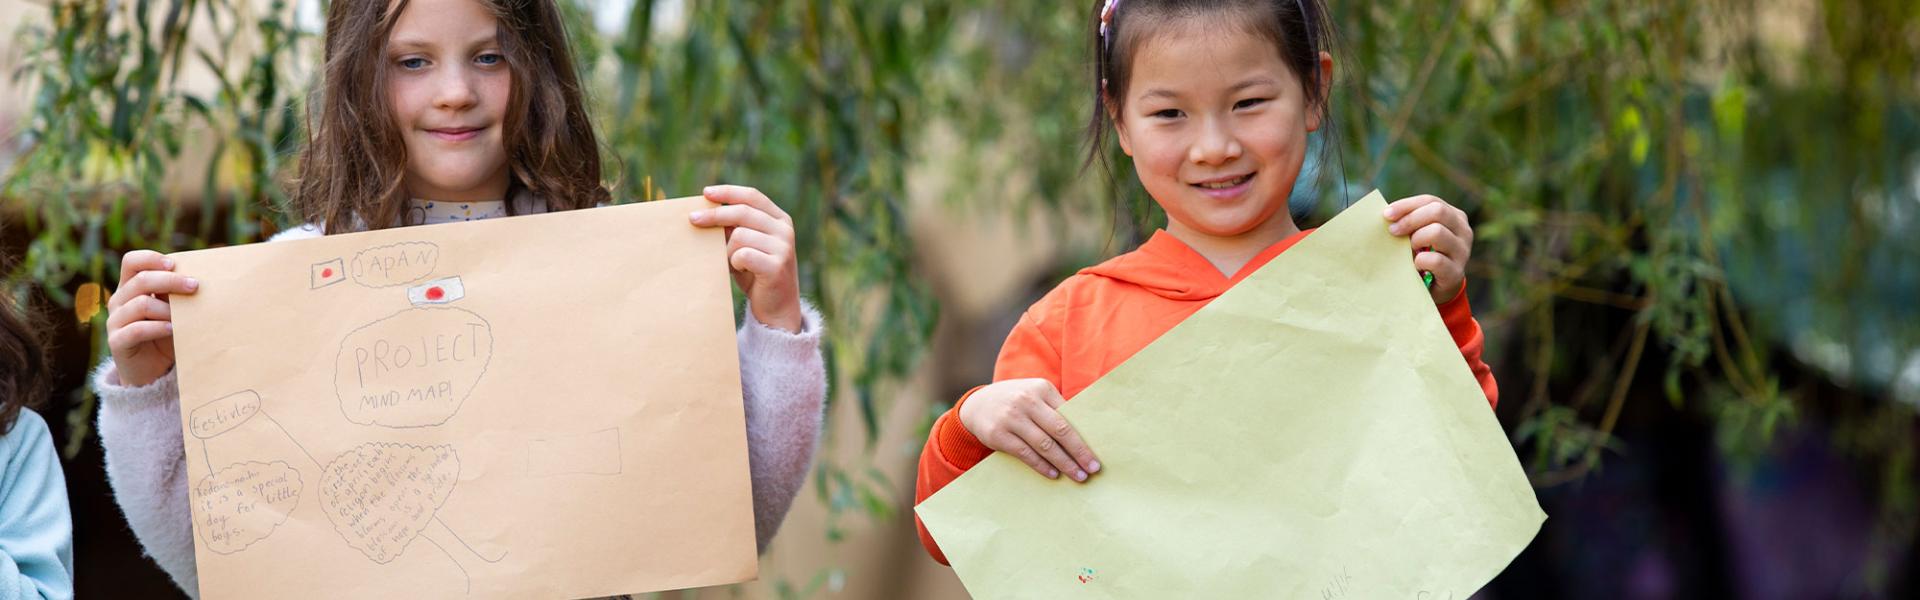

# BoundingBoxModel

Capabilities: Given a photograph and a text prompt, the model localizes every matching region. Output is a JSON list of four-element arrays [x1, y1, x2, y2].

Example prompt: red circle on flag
[[321, 268, 333, 278], [425, 286, 445, 301]]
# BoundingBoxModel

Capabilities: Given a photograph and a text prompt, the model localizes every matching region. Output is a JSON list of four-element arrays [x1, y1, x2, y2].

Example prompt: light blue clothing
[[0, 410, 73, 600]]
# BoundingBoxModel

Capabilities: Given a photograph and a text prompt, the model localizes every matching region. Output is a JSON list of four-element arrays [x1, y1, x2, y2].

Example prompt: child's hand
[[691, 185, 804, 333], [959, 378, 1102, 482], [106, 250, 199, 387], [1383, 195, 1474, 304]]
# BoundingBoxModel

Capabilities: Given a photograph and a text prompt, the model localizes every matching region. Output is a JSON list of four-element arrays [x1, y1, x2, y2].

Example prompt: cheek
[[387, 79, 421, 126], [1253, 107, 1309, 157], [482, 75, 511, 118], [1132, 131, 1188, 181], [1133, 138, 1198, 213]]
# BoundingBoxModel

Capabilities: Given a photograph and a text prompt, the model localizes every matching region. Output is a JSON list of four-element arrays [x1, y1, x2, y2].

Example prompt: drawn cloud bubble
[[319, 442, 461, 564], [334, 306, 493, 428], [350, 242, 439, 288], [192, 461, 303, 554]]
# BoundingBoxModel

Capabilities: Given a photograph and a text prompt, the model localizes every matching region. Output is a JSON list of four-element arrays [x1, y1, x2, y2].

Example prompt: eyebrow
[[1136, 77, 1281, 102], [1138, 88, 1180, 102], [387, 33, 500, 53], [1227, 77, 1279, 93]]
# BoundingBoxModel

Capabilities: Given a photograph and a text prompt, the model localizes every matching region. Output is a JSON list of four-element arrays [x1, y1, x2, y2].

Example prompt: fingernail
[[1088, 460, 1101, 473], [689, 210, 706, 223], [1073, 470, 1088, 482], [185, 278, 199, 291], [703, 185, 718, 194], [1047, 469, 1059, 479], [162, 258, 175, 269], [166, 323, 174, 332]]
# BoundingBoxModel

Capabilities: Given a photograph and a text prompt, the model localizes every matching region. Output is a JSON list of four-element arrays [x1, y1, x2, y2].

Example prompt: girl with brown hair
[[93, 0, 823, 595]]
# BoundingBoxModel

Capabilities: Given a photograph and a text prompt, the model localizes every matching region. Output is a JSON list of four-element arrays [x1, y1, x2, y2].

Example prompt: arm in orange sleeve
[[1436, 281, 1499, 409], [913, 308, 1063, 565]]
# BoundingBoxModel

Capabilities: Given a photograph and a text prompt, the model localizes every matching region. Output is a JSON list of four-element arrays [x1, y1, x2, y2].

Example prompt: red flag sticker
[[311, 258, 346, 289], [407, 276, 465, 305]]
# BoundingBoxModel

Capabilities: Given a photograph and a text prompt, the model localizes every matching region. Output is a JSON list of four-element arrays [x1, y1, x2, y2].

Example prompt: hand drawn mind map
[[189, 241, 624, 594]]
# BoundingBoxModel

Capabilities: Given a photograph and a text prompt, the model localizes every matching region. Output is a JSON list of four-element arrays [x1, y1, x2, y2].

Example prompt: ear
[[1306, 51, 1335, 133], [1110, 101, 1136, 157]]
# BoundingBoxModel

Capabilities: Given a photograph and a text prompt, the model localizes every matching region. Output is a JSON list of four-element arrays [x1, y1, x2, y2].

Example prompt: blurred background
[[2, 0, 1917, 598]]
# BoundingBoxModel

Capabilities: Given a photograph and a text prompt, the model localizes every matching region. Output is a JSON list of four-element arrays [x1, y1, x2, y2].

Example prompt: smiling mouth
[[427, 128, 483, 141], [1193, 173, 1254, 190]]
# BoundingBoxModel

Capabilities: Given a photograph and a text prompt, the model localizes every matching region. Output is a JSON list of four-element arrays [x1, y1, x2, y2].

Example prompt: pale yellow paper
[[916, 190, 1546, 598], [170, 197, 757, 599]]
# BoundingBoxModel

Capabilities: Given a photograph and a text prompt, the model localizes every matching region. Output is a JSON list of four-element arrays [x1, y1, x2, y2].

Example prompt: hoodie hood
[[1078, 229, 1314, 301]]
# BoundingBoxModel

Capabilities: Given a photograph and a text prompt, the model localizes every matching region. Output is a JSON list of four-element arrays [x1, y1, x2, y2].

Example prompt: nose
[[1188, 116, 1242, 166], [432, 67, 479, 112]]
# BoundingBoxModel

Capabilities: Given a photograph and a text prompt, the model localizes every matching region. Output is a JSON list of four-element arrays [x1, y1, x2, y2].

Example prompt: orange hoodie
[[912, 228, 1500, 565]]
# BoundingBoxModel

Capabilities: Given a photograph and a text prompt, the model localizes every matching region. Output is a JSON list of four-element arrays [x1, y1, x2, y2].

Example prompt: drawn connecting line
[[433, 517, 508, 564], [418, 535, 469, 595], [422, 514, 510, 594]]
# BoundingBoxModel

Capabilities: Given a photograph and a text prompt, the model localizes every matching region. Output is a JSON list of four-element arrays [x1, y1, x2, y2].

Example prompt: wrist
[[751, 298, 803, 333], [1433, 279, 1467, 306], [937, 386, 995, 469], [953, 386, 990, 440], [112, 363, 162, 388]]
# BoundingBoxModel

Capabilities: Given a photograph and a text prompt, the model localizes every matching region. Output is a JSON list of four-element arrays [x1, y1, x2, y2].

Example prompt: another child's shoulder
[[1, 408, 52, 456]]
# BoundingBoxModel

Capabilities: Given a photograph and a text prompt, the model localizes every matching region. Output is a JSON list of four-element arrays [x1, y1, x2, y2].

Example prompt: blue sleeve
[[0, 410, 74, 600]]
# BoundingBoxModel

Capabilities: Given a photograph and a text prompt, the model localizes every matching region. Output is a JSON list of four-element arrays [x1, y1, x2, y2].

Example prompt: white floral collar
[[406, 199, 508, 225]]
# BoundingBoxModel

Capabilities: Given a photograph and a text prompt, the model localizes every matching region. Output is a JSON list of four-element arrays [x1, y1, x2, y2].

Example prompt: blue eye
[[476, 53, 504, 66], [399, 57, 428, 70]]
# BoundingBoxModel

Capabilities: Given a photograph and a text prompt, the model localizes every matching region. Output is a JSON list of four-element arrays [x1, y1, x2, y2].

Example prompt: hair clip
[[1099, 0, 1121, 48], [1099, 0, 1121, 92]]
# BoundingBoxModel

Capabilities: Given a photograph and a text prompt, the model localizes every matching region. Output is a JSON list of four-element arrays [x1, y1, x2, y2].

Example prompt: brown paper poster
[[169, 198, 758, 599]]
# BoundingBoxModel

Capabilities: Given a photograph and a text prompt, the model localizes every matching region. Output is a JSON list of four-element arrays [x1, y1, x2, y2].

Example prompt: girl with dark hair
[[913, 0, 1499, 565]]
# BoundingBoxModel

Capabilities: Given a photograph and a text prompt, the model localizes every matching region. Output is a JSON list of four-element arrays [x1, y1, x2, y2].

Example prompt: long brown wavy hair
[[294, 0, 612, 233]]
